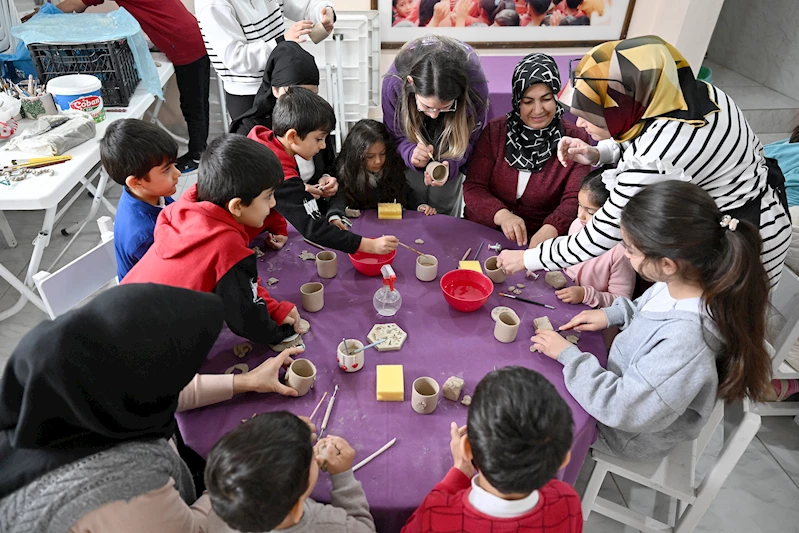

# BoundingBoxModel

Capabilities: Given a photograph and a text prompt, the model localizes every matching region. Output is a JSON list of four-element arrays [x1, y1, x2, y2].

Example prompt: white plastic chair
[[32, 216, 118, 319], [581, 398, 761, 533]]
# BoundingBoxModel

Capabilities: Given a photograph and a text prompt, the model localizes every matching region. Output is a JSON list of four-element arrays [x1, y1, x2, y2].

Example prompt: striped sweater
[[196, 0, 333, 96], [524, 84, 792, 286]]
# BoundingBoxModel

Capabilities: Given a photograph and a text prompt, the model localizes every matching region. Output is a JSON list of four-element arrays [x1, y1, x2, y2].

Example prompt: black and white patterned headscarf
[[504, 53, 564, 172]]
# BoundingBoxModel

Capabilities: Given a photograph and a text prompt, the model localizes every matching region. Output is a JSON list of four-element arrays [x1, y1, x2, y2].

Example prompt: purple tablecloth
[[479, 54, 583, 121], [177, 211, 606, 533]]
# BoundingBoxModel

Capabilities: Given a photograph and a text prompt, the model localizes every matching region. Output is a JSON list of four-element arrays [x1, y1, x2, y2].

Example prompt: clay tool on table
[[499, 292, 555, 310], [303, 238, 326, 250], [397, 241, 425, 256], [11, 155, 71, 166], [472, 242, 484, 260], [309, 391, 328, 421], [319, 384, 339, 438], [460, 248, 472, 261], [353, 437, 397, 472], [351, 338, 386, 354]]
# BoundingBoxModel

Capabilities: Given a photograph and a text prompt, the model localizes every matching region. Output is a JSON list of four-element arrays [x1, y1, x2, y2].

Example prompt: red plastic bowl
[[440, 269, 494, 312], [348, 249, 397, 276]]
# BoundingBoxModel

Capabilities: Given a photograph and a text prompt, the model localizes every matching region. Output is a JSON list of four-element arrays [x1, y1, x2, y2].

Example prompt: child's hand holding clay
[[318, 436, 356, 474]]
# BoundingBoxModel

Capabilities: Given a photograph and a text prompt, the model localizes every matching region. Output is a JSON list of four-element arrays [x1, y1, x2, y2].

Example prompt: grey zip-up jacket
[[558, 283, 721, 461]]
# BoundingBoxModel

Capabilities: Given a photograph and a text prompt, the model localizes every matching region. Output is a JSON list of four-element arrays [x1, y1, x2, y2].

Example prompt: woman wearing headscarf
[[0, 284, 303, 532], [498, 36, 792, 287], [464, 53, 591, 247]]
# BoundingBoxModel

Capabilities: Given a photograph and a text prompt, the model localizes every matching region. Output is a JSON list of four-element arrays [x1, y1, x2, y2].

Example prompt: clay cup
[[484, 256, 507, 284], [337, 339, 365, 372], [412, 377, 440, 414], [285, 358, 317, 396], [316, 250, 337, 279], [493, 310, 520, 343], [300, 282, 325, 312], [415, 254, 438, 282], [426, 161, 449, 185]]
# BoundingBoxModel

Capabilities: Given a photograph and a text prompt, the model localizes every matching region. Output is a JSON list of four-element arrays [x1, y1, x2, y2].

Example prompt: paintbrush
[[303, 238, 326, 250], [498, 292, 555, 309], [397, 241, 425, 256], [351, 338, 386, 354], [472, 242, 484, 260]]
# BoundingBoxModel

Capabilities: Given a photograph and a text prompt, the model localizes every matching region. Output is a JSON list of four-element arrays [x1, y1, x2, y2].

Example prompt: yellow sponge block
[[378, 203, 403, 220], [458, 260, 483, 273], [376, 364, 404, 401]]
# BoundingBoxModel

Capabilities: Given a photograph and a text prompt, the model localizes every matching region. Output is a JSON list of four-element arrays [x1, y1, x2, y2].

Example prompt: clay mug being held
[[426, 161, 449, 185], [285, 358, 317, 396], [484, 256, 507, 284]]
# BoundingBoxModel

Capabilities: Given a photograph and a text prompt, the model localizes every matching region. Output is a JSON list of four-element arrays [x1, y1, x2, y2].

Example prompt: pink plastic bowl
[[348, 250, 397, 276], [440, 269, 494, 312]]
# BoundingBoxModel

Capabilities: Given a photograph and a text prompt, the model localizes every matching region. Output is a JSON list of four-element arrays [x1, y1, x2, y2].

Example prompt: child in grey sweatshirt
[[530, 181, 773, 462], [205, 412, 376, 533]]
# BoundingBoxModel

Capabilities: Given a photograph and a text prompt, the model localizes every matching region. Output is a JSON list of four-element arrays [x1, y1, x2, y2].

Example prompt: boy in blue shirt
[[100, 119, 181, 280]]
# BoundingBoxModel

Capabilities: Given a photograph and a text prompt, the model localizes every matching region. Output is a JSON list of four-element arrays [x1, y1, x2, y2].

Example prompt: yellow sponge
[[458, 260, 483, 273], [376, 365, 404, 401], [378, 203, 403, 220]]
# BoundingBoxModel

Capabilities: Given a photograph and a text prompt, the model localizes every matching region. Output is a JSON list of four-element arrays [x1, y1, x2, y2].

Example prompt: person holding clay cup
[[382, 36, 489, 216]]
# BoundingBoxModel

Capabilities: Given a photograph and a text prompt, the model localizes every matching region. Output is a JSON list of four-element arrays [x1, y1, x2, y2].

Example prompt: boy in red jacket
[[123, 134, 302, 345], [402, 367, 583, 533]]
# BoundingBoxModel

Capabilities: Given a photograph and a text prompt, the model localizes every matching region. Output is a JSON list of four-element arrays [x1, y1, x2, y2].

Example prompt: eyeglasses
[[415, 96, 458, 114], [568, 58, 632, 93]]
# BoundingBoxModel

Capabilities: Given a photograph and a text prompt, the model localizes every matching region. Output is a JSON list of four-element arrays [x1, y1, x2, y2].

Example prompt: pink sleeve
[[582, 244, 636, 308], [69, 479, 211, 533], [177, 374, 234, 412]]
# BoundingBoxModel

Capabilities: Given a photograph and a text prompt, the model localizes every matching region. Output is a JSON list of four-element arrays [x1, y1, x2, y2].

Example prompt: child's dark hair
[[566, 0, 583, 8], [99, 119, 177, 187], [197, 134, 283, 209], [494, 9, 520, 25], [419, 0, 437, 26], [205, 412, 312, 532], [526, 0, 550, 15], [790, 124, 799, 144], [272, 86, 336, 139], [480, 0, 515, 24], [336, 119, 407, 209], [621, 181, 771, 402], [580, 166, 612, 206], [468, 367, 573, 494]]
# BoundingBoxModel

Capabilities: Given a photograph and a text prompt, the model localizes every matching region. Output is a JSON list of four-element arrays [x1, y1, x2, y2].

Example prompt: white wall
[[706, 0, 799, 102]]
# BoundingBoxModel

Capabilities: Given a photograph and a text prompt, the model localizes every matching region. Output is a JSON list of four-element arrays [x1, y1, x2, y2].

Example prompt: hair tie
[[720, 214, 739, 232]]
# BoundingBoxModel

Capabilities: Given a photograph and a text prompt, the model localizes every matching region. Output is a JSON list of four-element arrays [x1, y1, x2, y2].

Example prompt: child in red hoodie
[[248, 87, 399, 255], [123, 134, 302, 345], [402, 367, 583, 533]]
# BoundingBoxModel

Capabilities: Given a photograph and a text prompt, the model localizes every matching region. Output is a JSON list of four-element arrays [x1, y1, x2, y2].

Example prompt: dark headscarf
[[0, 284, 225, 498], [229, 41, 321, 135], [504, 53, 565, 172]]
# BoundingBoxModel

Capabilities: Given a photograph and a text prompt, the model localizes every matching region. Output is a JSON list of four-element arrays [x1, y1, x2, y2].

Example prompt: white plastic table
[[0, 54, 174, 321]]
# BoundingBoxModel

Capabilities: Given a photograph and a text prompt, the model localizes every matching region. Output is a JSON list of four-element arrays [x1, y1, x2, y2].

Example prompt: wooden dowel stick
[[461, 248, 472, 261], [309, 391, 328, 420], [303, 238, 326, 250]]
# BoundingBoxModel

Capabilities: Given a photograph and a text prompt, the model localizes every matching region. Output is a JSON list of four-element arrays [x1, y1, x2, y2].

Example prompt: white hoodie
[[196, 0, 333, 96]]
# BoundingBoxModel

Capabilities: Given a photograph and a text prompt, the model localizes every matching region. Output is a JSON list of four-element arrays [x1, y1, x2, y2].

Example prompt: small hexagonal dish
[[367, 323, 407, 351]]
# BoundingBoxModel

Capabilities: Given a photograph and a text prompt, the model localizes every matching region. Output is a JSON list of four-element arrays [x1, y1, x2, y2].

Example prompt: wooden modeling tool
[[303, 238, 326, 250], [309, 391, 328, 420], [397, 241, 425, 256], [460, 248, 472, 261], [319, 385, 339, 438], [353, 438, 397, 472], [498, 292, 555, 309]]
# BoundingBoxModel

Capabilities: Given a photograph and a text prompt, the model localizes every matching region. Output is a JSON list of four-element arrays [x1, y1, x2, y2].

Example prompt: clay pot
[[300, 282, 324, 312], [493, 310, 520, 343], [316, 250, 337, 279], [337, 339, 365, 372], [426, 161, 449, 184], [309, 9, 332, 43], [412, 377, 440, 414], [415, 254, 438, 282], [484, 256, 507, 284], [285, 358, 317, 396]]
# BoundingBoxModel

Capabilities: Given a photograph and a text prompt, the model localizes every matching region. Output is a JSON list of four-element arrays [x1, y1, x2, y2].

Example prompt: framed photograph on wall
[[374, 0, 636, 49]]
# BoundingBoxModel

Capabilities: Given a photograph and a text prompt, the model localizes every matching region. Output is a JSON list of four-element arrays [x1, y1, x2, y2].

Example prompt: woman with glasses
[[382, 35, 489, 216], [498, 35, 791, 287], [463, 53, 592, 248]]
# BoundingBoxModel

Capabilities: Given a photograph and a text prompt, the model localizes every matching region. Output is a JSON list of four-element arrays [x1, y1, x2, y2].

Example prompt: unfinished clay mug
[[493, 310, 520, 343], [285, 358, 317, 396], [426, 161, 449, 185], [309, 7, 332, 43], [316, 250, 337, 279], [484, 256, 508, 284], [300, 282, 325, 312], [415, 254, 438, 282], [412, 377, 440, 414], [337, 339, 365, 372]]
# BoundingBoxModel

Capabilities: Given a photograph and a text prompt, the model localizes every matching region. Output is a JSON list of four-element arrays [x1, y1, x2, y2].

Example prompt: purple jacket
[[381, 40, 489, 179]]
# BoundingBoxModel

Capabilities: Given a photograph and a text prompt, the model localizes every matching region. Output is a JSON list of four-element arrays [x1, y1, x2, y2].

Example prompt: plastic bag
[[2, 111, 96, 155], [10, 6, 163, 100], [0, 93, 21, 139]]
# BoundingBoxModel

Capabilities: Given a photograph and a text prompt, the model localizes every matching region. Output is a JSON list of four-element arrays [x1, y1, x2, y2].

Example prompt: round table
[[177, 210, 607, 533]]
